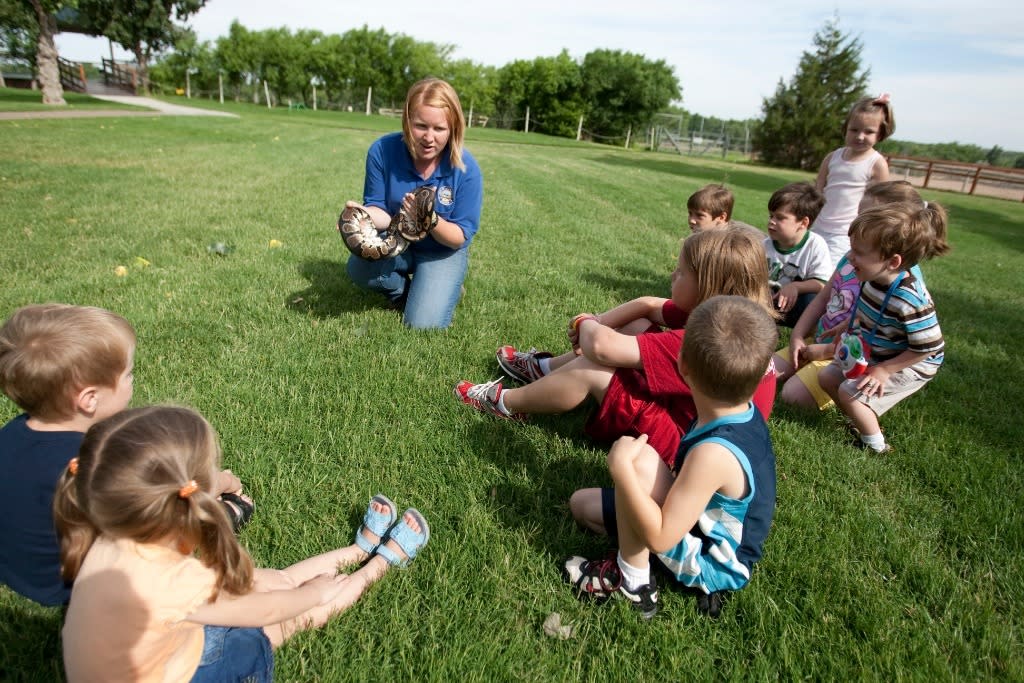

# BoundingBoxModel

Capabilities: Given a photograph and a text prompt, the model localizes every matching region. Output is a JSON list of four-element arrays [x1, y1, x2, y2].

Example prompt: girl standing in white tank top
[[812, 95, 895, 265]]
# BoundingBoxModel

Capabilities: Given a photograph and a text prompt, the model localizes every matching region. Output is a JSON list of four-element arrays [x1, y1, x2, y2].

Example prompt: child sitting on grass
[[55, 405, 429, 681], [763, 182, 831, 327], [455, 228, 777, 468], [819, 201, 950, 453], [775, 181, 928, 410], [563, 295, 778, 619], [0, 304, 251, 607], [685, 183, 761, 238]]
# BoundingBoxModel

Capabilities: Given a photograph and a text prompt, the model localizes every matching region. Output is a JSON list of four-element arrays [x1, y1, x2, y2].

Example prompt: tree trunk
[[30, 0, 65, 105], [133, 44, 149, 95]]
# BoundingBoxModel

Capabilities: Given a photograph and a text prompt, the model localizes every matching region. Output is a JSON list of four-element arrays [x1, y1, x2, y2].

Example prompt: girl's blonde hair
[[862, 180, 922, 207], [844, 95, 896, 142], [402, 78, 467, 171], [848, 202, 951, 268], [682, 227, 777, 319], [54, 406, 254, 597]]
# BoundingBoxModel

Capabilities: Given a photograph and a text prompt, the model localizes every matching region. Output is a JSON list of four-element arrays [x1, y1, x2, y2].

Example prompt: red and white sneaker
[[495, 345, 551, 384], [453, 379, 523, 420]]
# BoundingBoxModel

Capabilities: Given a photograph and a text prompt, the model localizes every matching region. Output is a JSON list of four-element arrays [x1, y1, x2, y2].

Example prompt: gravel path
[[0, 95, 238, 120]]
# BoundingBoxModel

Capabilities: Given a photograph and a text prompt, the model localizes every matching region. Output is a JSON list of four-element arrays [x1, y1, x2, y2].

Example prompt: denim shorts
[[189, 625, 274, 683]]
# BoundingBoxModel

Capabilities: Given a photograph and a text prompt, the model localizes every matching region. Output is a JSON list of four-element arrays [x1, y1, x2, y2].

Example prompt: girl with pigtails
[[54, 405, 429, 682]]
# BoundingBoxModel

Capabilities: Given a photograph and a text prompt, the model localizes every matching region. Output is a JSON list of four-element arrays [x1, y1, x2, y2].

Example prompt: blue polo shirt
[[0, 414, 81, 605], [363, 132, 483, 254]]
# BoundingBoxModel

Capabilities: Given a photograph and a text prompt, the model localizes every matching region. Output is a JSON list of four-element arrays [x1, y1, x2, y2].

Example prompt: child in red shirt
[[455, 228, 777, 467]]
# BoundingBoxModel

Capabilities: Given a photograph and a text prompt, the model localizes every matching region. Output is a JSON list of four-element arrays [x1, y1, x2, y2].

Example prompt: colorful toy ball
[[835, 332, 870, 379]]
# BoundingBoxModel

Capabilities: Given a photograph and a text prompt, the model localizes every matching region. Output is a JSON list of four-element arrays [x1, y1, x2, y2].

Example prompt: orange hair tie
[[178, 480, 200, 499], [68, 458, 79, 475]]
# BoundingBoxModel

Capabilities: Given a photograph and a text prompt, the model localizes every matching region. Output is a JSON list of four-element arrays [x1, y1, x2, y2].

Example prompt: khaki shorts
[[836, 363, 932, 416], [777, 345, 834, 410]]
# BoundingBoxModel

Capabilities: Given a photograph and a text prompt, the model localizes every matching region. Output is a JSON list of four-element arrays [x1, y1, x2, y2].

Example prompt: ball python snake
[[337, 185, 439, 260]]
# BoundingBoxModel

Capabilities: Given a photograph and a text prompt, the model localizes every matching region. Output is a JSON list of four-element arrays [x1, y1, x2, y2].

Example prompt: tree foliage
[[0, 0, 38, 65], [494, 51, 583, 137], [581, 49, 679, 141], [756, 18, 869, 170], [76, 0, 207, 93]]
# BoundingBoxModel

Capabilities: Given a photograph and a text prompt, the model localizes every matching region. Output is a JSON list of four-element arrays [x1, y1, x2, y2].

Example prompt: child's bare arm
[[186, 574, 347, 628], [575, 318, 643, 369], [610, 438, 739, 553], [216, 469, 243, 496], [775, 279, 826, 313], [596, 296, 669, 329], [814, 153, 832, 192], [857, 349, 931, 398], [869, 155, 890, 184]]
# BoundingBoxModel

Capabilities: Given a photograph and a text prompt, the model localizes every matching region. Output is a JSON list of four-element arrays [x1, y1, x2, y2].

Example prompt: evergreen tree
[[756, 17, 869, 170]]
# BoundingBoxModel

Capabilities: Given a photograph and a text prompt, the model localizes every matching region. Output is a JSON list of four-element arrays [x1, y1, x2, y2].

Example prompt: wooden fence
[[886, 154, 1024, 202]]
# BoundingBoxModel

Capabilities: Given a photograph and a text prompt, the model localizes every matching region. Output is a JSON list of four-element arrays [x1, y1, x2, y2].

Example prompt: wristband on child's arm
[[571, 314, 599, 332]]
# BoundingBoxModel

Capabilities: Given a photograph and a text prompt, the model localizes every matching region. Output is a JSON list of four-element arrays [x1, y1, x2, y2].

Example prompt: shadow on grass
[[461, 408, 620, 559], [941, 202, 1024, 255], [580, 262, 668, 304], [0, 603, 63, 682], [286, 259, 383, 318]]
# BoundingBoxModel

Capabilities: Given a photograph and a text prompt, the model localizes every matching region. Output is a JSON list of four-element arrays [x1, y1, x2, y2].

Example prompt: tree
[[0, 0, 38, 68], [756, 17, 869, 170], [985, 145, 1004, 166], [2, 0, 67, 103], [580, 49, 680, 142], [77, 0, 207, 94], [494, 51, 583, 137]]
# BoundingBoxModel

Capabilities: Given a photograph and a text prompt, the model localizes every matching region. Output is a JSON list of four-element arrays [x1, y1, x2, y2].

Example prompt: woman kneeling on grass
[[343, 78, 483, 329], [55, 405, 429, 682]]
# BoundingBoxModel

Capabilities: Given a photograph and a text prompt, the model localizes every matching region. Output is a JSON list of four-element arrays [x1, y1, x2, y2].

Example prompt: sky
[[54, 0, 1024, 150]]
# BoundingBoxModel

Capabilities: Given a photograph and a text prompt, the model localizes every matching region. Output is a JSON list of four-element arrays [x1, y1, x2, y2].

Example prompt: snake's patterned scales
[[337, 185, 438, 260]]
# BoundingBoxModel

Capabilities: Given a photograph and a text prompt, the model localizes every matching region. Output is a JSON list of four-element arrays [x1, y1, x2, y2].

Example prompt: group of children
[[0, 93, 953, 675], [455, 94, 950, 618], [0, 306, 429, 680]]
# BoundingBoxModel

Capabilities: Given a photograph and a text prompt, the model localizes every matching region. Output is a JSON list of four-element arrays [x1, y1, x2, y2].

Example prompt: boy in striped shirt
[[819, 202, 951, 453]]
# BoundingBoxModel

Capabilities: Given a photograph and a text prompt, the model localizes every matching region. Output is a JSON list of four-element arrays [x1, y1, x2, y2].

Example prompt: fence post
[[365, 86, 372, 115], [923, 161, 934, 189], [624, 125, 631, 149], [186, 70, 191, 98], [468, 101, 473, 128], [577, 115, 583, 141], [263, 80, 272, 109], [218, 73, 224, 104], [524, 106, 530, 133], [313, 85, 317, 111], [969, 166, 983, 195]]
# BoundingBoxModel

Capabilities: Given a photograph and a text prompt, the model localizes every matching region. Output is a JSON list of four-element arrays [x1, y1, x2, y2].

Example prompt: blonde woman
[[344, 78, 483, 329]]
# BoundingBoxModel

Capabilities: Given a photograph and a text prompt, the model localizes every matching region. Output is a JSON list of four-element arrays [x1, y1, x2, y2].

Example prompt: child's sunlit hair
[[848, 202, 951, 267], [681, 227, 777, 319]]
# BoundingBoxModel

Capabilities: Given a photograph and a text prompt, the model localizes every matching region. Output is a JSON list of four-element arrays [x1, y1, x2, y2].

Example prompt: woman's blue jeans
[[346, 248, 468, 329]]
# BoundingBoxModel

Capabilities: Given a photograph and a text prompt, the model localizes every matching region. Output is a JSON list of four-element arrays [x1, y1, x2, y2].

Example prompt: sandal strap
[[356, 494, 397, 555], [219, 493, 254, 533], [377, 508, 430, 568]]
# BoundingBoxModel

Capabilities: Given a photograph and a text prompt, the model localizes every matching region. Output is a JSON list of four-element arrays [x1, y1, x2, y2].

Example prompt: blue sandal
[[355, 494, 397, 554], [376, 508, 430, 568]]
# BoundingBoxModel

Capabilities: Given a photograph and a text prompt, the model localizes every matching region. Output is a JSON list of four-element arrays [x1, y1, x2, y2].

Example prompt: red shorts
[[585, 368, 692, 467]]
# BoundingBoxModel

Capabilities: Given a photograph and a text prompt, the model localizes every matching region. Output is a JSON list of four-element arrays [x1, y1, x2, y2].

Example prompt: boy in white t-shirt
[[763, 182, 832, 327]]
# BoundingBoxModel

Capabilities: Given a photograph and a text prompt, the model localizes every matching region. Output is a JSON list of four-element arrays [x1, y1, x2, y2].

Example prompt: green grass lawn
[[1, 95, 1023, 681]]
